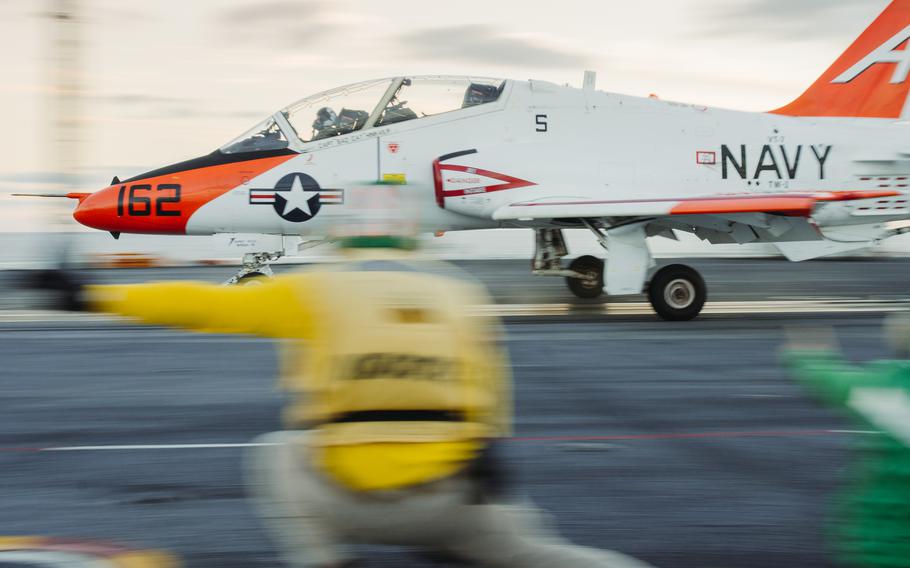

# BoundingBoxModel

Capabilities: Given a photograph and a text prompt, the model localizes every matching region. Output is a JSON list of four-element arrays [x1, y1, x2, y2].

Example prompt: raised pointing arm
[[86, 276, 314, 339]]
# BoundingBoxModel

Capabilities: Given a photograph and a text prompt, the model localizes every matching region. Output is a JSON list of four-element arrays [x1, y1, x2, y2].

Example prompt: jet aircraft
[[27, 0, 910, 320]]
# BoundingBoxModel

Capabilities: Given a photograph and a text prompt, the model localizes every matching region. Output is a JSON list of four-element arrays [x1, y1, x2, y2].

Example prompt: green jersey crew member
[[783, 321, 910, 568]]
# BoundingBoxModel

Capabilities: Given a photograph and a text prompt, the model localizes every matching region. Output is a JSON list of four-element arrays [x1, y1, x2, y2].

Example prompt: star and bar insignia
[[249, 172, 344, 223]]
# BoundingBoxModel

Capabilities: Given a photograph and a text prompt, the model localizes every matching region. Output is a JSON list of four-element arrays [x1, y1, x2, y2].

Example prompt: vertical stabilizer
[[773, 1, 910, 119]]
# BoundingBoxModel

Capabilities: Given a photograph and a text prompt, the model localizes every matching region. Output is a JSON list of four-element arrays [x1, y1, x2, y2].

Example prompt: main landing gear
[[531, 226, 707, 321], [565, 255, 603, 299], [646, 264, 707, 321]]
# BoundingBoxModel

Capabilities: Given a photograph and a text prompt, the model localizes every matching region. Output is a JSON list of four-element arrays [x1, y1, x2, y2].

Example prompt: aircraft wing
[[492, 190, 901, 221]]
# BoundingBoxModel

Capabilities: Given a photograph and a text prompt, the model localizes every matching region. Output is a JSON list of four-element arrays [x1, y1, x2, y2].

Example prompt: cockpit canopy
[[220, 76, 505, 154]]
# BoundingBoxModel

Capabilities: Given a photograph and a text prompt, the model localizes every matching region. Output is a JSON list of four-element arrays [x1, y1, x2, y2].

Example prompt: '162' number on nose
[[116, 184, 182, 217]]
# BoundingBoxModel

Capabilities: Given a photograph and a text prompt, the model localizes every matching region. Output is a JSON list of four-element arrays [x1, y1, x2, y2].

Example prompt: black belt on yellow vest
[[328, 409, 465, 424], [317, 408, 506, 502]]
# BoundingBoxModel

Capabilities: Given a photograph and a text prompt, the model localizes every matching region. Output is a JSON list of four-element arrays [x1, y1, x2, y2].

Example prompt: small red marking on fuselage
[[696, 151, 717, 165]]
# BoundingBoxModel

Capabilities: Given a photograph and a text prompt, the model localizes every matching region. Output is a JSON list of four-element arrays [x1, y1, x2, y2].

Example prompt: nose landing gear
[[224, 251, 283, 286], [221, 237, 332, 286]]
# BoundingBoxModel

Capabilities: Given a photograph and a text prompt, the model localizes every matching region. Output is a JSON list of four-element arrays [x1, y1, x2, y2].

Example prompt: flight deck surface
[[1, 258, 905, 567]]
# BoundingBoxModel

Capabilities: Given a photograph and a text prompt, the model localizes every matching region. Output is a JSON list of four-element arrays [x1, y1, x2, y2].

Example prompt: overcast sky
[[0, 0, 892, 230]]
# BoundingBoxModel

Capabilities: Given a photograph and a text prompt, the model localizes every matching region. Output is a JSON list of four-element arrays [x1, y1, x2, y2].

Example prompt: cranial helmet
[[332, 186, 419, 251], [463, 83, 500, 108]]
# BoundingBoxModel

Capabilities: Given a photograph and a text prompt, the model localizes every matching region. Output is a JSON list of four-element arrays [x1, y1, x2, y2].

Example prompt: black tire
[[647, 264, 707, 321], [566, 255, 605, 299], [237, 272, 268, 286]]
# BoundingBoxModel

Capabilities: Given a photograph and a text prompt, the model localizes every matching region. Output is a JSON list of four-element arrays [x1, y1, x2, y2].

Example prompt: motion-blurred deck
[[0, 258, 906, 566]]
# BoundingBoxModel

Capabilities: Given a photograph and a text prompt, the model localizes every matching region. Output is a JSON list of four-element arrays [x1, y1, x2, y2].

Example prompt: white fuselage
[[185, 80, 910, 237]]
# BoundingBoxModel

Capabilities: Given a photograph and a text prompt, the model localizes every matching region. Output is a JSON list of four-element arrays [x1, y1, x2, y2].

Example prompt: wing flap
[[775, 241, 870, 262]]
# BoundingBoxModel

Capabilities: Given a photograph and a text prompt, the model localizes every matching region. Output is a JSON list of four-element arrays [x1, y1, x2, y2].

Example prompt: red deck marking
[[512, 429, 838, 442]]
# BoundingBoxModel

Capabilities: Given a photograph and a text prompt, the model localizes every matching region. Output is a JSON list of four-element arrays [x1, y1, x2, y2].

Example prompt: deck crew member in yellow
[[32, 236, 657, 568]]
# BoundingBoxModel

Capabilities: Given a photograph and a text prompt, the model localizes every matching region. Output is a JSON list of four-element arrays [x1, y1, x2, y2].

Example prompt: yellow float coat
[[88, 252, 511, 491]]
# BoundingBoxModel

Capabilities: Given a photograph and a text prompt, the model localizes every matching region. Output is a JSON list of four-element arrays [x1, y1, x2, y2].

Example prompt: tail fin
[[773, 1, 910, 119]]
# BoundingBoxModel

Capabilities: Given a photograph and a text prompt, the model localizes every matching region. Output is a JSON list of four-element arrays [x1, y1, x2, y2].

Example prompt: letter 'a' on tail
[[773, 0, 910, 119]]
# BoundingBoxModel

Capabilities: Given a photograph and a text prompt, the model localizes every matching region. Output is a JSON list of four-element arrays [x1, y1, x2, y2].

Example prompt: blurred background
[[1, 0, 905, 266]]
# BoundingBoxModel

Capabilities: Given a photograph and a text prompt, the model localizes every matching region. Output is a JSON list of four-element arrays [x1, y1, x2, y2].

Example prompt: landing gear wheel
[[648, 264, 707, 321], [237, 272, 268, 286], [566, 255, 605, 299]]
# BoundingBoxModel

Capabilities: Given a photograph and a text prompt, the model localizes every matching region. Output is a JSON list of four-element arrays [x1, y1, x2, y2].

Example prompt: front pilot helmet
[[312, 107, 337, 131]]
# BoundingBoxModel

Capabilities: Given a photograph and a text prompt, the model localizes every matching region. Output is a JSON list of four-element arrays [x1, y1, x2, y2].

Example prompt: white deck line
[[12, 429, 879, 453], [2, 299, 910, 323]]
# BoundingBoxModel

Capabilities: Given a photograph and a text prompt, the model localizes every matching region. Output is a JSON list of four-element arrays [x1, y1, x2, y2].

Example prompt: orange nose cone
[[73, 186, 119, 231], [72, 181, 193, 235]]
